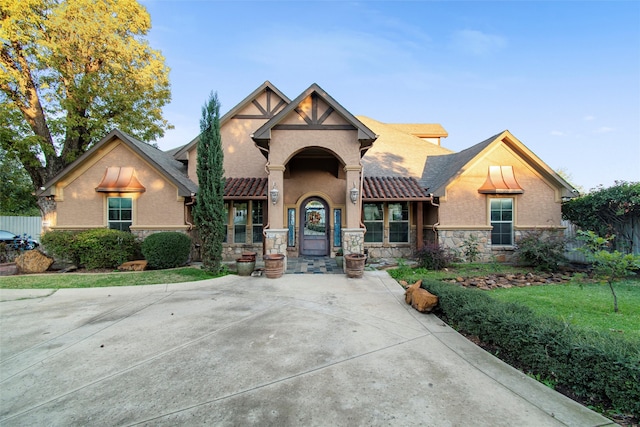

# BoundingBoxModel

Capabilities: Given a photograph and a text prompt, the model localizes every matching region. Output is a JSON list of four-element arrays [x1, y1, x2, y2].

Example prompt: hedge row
[[42, 230, 192, 270], [420, 280, 640, 416], [41, 229, 139, 269]]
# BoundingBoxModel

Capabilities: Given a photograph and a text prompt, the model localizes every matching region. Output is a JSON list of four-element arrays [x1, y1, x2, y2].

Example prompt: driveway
[[0, 271, 614, 426]]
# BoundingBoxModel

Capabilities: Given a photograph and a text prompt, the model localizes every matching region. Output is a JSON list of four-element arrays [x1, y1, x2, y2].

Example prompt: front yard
[[389, 263, 640, 426]]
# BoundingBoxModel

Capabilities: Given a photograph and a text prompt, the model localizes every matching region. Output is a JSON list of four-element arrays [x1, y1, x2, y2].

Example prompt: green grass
[[390, 264, 640, 342], [0, 267, 222, 289], [389, 262, 531, 283], [491, 278, 640, 341]]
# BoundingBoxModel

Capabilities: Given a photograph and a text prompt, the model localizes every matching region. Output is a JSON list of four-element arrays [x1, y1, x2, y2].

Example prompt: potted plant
[[335, 248, 344, 269], [344, 253, 366, 278]]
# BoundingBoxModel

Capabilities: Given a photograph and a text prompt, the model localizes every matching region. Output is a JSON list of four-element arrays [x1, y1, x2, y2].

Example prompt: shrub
[[142, 232, 191, 269], [415, 243, 456, 270], [75, 229, 137, 269], [41, 229, 137, 269], [420, 280, 640, 417], [516, 230, 567, 271], [41, 230, 79, 264], [461, 234, 481, 263]]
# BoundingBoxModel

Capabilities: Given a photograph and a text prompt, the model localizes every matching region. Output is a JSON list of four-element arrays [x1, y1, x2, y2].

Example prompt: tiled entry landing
[[285, 256, 344, 274]]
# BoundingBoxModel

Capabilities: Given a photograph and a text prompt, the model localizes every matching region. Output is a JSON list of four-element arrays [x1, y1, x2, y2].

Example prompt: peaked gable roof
[[251, 83, 377, 155], [422, 130, 577, 198], [39, 129, 198, 197], [359, 116, 453, 179], [386, 123, 448, 139], [173, 81, 290, 160]]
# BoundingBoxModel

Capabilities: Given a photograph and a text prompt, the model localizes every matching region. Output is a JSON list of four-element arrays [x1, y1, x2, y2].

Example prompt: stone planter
[[344, 253, 366, 278], [236, 258, 256, 276], [263, 253, 285, 279]]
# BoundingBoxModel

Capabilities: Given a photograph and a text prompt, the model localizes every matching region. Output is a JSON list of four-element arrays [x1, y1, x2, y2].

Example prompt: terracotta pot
[[344, 253, 366, 278], [242, 251, 257, 263], [263, 253, 285, 279]]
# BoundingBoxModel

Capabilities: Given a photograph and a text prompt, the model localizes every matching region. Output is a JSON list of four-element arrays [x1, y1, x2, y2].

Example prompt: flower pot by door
[[263, 253, 285, 279], [344, 253, 366, 278]]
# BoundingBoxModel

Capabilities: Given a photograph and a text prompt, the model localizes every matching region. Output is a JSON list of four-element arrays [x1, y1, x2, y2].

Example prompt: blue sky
[[142, 0, 639, 192]]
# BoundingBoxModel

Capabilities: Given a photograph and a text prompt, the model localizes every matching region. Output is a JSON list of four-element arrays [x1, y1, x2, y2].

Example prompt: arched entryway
[[300, 197, 329, 256]]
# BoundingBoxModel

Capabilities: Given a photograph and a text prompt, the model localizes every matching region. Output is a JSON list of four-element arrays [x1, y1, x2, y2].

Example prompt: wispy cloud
[[595, 126, 615, 133], [450, 29, 507, 56], [583, 115, 596, 121], [551, 130, 565, 136]]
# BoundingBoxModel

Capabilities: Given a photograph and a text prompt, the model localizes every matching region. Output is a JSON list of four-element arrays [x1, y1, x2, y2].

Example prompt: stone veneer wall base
[[264, 228, 288, 272]]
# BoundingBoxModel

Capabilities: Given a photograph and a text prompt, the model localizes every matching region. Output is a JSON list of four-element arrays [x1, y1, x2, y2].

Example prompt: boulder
[[405, 280, 439, 313], [15, 250, 54, 274], [118, 260, 148, 271]]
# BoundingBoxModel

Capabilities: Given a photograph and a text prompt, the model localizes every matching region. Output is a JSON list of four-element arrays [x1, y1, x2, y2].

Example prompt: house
[[39, 81, 577, 266]]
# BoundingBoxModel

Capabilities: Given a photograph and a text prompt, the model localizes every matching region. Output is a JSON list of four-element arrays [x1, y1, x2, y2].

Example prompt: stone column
[[265, 164, 287, 268], [343, 228, 365, 255], [264, 228, 288, 271]]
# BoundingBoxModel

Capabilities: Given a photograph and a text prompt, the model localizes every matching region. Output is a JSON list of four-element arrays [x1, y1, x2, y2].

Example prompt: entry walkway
[[0, 272, 613, 426], [285, 256, 343, 274]]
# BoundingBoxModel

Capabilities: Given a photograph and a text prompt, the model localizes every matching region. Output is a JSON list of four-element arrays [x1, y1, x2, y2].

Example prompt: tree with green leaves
[[193, 92, 225, 274], [563, 181, 640, 253], [0, 0, 171, 215], [0, 148, 39, 215]]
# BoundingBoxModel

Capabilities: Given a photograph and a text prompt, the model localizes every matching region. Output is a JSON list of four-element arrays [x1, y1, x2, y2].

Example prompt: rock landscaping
[[444, 272, 573, 290]]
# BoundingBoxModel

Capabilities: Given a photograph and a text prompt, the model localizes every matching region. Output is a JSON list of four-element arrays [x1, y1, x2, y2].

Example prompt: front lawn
[[390, 263, 640, 341], [491, 279, 640, 341], [0, 267, 220, 289]]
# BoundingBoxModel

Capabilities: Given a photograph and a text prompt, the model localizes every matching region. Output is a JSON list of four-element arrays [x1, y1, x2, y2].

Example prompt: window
[[490, 198, 513, 245], [108, 197, 132, 231], [363, 203, 383, 243], [388, 202, 409, 243], [287, 208, 296, 247], [223, 203, 229, 243], [233, 202, 247, 244], [333, 209, 342, 247], [252, 201, 263, 243]]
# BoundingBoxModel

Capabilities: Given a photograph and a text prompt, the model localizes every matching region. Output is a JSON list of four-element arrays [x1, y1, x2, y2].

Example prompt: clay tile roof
[[224, 177, 268, 199], [363, 177, 431, 201]]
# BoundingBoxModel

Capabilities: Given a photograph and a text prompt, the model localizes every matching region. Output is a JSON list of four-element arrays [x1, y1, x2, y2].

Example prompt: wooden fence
[[562, 218, 640, 263]]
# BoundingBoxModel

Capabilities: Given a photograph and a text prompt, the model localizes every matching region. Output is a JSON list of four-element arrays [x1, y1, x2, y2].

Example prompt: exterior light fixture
[[270, 183, 279, 205], [350, 182, 359, 204]]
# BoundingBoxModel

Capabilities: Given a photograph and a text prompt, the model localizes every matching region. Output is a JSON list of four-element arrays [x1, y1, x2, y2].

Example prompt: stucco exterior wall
[[53, 140, 185, 229], [284, 169, 345, 206], [186, 91, 281, 183], [438, 144, 562, 228], [269, 129, 361, 166]]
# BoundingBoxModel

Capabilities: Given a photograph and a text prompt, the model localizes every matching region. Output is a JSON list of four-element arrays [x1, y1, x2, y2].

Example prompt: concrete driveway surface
[[0, 271, 615, 426]]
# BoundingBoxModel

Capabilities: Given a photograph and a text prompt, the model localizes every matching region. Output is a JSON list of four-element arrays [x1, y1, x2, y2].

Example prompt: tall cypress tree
[[193, 92, 225, 273]]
